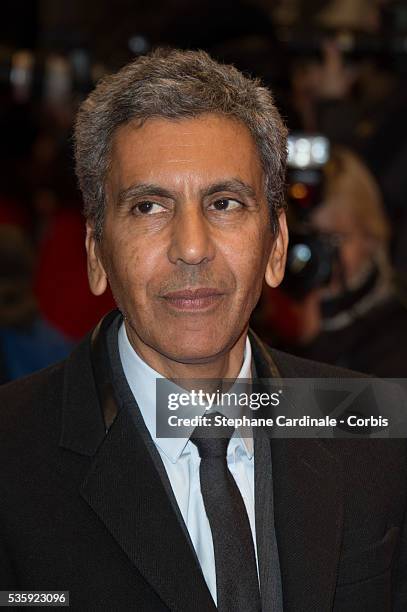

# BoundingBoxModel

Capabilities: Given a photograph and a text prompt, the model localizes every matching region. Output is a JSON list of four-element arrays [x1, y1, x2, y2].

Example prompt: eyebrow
[[203, 179, 256, 200], [117, 183, 175, 206], [116, 178, 257, 207]]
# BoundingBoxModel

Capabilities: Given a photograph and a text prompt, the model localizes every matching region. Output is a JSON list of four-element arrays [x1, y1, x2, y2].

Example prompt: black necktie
[[191, 417, 261, 612]]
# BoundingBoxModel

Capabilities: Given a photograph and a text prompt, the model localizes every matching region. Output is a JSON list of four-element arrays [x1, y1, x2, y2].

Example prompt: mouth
[[160, 287, 225, 311]]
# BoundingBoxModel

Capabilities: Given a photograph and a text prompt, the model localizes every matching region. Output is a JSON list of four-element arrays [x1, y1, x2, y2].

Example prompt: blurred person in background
[[31, 142, 116, 340], [0, 225, 73, 383], [289, 0, 407, 272], [292, 146, 407, 376], [0, 50, 115, 342]]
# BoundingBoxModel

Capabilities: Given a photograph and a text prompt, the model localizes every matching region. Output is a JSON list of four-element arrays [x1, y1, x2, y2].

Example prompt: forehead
[[108, 114, 264, 190]]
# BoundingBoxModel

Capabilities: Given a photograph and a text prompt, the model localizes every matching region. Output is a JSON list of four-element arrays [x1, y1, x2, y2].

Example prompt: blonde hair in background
[[324, 146, 390, 244], [323, 146, 392, 278]]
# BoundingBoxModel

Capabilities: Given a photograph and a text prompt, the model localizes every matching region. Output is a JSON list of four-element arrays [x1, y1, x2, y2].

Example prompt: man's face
[[86, 114, 287, 364]]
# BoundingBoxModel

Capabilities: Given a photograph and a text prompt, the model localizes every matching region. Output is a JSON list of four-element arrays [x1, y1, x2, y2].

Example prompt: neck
[[124, 320, 248, 381]]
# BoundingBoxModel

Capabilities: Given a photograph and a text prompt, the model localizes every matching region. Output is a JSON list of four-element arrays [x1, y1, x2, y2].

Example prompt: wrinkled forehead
[[107, 114, 265, 195]]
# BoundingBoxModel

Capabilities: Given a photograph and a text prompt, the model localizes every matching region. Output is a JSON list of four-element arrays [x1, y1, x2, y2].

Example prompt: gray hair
[[74, 48, 288, 240]]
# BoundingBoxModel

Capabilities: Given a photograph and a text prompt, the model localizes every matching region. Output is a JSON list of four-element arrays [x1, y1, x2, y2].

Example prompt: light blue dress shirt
[[118, 322, 257, 606]]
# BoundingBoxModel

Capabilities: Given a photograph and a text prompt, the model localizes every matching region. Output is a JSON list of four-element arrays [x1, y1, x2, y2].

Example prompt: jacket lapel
[[59, 314, 216, 612], [249, 330, 344, 612], [79, 406, 216, 612]]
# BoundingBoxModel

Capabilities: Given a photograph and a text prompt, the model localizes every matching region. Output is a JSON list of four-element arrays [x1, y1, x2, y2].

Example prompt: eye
[[133, 201, 165, 215], [209, 198, 243, 211]]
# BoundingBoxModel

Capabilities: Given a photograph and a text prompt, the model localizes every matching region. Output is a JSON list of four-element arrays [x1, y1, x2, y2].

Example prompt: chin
[[157, 333, 233, 365], [164, 344, 227, 365]]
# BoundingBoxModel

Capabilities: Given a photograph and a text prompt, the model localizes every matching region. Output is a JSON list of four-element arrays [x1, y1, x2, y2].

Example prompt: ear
[[85, 221, 108, 296], [265, 210, 289, 288]]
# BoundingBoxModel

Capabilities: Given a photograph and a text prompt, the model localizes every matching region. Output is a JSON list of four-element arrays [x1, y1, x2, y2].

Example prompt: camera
[[281, 134, 337, 299]]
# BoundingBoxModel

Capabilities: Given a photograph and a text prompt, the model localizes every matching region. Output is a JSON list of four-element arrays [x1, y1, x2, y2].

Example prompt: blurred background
[[1, 0, 407, 382]]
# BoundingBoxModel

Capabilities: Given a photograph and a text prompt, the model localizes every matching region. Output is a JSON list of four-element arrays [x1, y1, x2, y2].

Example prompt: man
[[0, 49, 406, 611]]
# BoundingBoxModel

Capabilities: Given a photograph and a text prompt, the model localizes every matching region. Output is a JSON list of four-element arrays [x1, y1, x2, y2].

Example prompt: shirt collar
[[118, 322, 254, 463]]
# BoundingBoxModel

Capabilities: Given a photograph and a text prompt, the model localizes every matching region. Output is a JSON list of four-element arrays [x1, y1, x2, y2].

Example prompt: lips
[[160, 287, 225, 311]]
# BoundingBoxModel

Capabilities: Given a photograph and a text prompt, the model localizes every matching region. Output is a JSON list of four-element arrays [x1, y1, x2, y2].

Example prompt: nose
[[167, 203, 215, 266]]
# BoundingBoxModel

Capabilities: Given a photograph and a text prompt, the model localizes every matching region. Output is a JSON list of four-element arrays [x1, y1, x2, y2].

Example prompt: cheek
[[103, 238, 151, 307], [224, 229, 270, 298]]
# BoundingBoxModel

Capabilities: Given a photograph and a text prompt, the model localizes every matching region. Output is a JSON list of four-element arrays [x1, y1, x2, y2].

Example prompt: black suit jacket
[[0, 310, 406, 611]]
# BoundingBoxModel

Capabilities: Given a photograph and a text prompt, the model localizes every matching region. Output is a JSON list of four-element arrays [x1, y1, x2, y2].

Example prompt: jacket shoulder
[[268, 346, 364, 378], [265, 345, 369, 378], [249, 328, 364, 378]]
